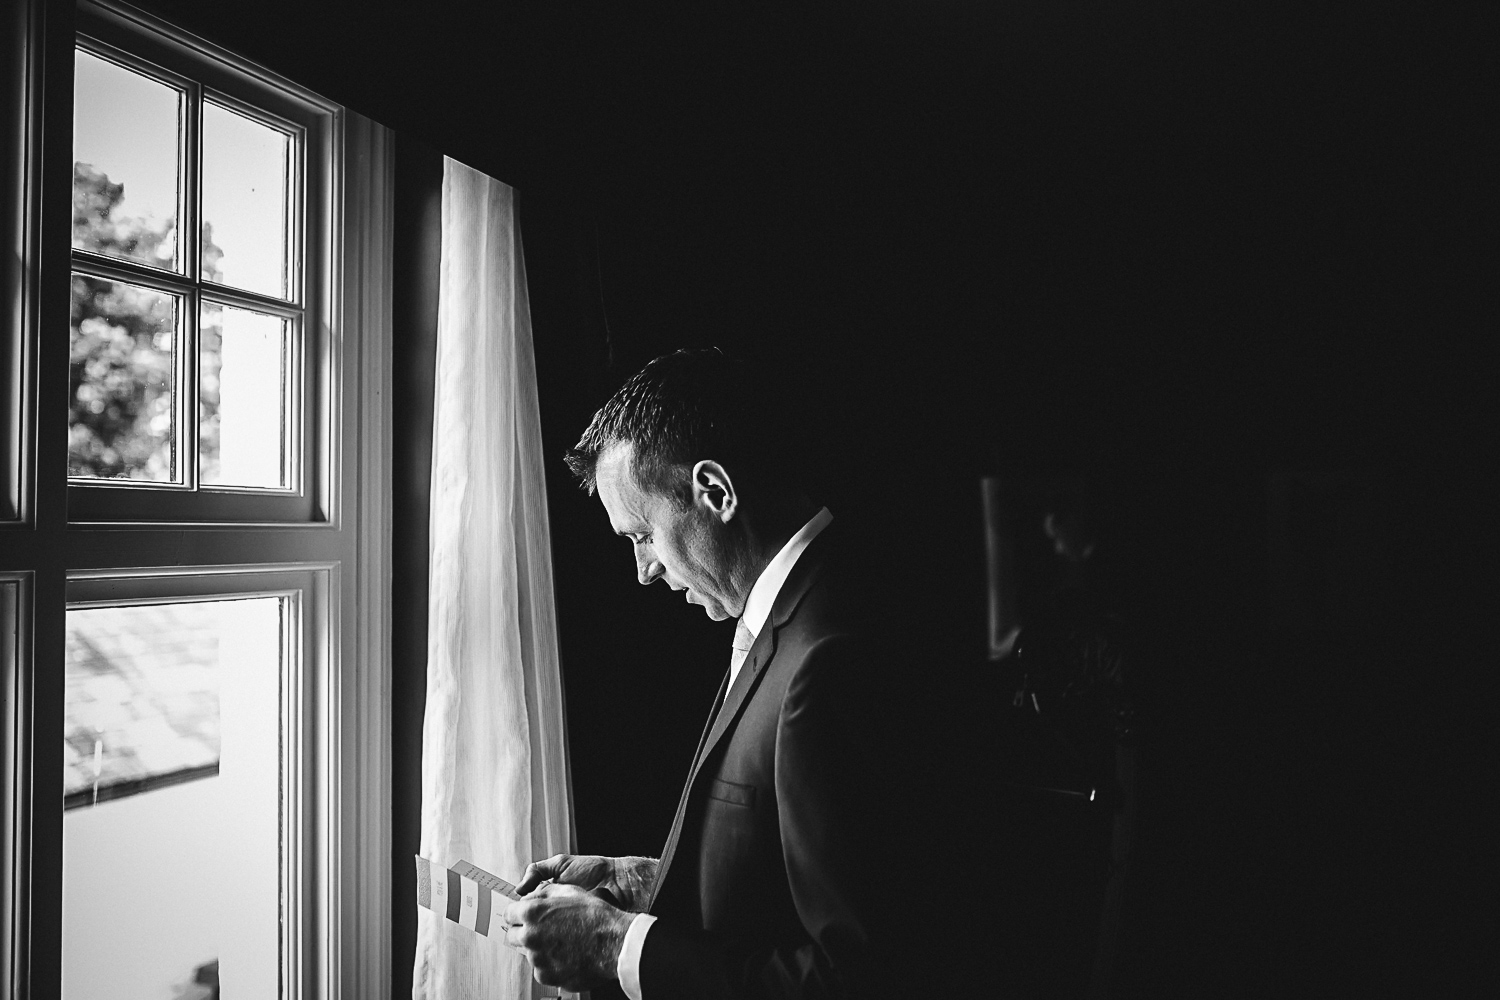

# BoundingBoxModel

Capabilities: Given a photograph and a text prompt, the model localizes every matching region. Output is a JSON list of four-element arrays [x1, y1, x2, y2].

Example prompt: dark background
[[133, 1, 1495, 995]]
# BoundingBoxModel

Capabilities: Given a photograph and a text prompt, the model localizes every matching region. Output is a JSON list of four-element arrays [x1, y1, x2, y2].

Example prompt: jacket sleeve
[[638, 634, 914, 1000]]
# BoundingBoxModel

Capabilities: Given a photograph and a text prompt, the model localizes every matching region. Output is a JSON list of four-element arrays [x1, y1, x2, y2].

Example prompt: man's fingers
[[515, 854, 569, 894], [502, 897, 537, 932], [514, 857, 557, 894], [500, 887, 611, 993], [504, 909, 543, 954]]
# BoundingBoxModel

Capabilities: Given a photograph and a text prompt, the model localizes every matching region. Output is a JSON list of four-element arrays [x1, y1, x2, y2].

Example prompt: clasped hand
[[503, 855, 652, 991]]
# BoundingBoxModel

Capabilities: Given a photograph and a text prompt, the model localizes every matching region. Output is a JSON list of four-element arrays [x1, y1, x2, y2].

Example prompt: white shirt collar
[[740, 507, 834, 640]]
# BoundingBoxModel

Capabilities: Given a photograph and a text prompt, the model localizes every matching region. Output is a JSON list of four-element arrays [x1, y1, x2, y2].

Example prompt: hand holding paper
[[416, 854, 632, 992], [502, 882, 635, 993]]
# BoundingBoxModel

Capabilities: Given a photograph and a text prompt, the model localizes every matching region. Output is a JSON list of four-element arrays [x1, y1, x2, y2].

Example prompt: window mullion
[[183, 278, 199, 489], [183, 76, 201, 491], [67, 252, 195, 295], [197, 282, 303, 319], [181, 76, 200, 288], [288, 115, 304, 308], [288, 309, 303, 496], [288, 129, 306, 498]]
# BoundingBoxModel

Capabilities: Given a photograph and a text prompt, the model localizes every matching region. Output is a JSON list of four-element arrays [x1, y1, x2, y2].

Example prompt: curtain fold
[[414, 157, 574, 1000]]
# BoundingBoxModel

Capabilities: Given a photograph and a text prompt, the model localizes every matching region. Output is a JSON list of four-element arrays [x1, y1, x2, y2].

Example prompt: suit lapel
[[689, 671, 730, 786], [690, 526, 837, 786], [648, 529, 839, 912], [691, 627, 775, 778]]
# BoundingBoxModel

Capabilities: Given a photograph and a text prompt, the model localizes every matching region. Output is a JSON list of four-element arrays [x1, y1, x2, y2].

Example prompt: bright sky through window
[[200, 303, 287, 488], [72, 50, 180, 268], [202, 102, 290, 298]]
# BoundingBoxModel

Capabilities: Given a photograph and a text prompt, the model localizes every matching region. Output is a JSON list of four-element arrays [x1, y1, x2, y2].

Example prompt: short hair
[[564, 347, 800, 502]]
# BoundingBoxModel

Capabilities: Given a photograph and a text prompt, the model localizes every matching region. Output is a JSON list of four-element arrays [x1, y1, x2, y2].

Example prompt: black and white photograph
[[1, 1, 1493, 998]]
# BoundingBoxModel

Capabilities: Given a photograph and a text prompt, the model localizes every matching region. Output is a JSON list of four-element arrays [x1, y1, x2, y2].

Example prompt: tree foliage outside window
[[69, 163, 224, 480]]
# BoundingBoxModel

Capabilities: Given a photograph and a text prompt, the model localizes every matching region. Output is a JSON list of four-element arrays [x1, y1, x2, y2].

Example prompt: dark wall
[[127, 1, 1495, 994], [389, 135, 443, 996]]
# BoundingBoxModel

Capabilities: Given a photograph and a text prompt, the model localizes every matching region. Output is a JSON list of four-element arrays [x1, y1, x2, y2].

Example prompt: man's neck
[[733, 496, 822, 606]]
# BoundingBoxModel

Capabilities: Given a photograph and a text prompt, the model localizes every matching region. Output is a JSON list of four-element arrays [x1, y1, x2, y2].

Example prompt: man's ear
[[691, 460, 738, 523]]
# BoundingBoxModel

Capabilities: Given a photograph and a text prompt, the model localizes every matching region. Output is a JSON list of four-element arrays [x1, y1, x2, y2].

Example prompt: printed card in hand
[[414, 855, 521, 937]]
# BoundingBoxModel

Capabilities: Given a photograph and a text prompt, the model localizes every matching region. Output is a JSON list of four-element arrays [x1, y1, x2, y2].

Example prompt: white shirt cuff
[[616, 912, 658, 1000]]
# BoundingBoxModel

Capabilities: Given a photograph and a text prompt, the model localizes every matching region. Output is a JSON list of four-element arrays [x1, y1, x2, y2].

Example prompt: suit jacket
[[637, 525, 914, 1000]]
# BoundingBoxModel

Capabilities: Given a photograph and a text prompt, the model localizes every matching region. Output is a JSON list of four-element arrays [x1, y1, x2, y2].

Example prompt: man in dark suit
[[502, 348, 924, 999]]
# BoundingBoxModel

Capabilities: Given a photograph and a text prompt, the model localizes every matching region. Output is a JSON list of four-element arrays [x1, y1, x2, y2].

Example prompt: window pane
[[63, 598, 284, 1000], [199, 302, 289, 489], [202, 102, 290, 298], [72, 49, 181, 271], [69, 275, 179, 482]]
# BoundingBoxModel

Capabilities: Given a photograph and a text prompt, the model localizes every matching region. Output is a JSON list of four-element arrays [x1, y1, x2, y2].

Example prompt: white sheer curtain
[[414, 157, 574, 1000]]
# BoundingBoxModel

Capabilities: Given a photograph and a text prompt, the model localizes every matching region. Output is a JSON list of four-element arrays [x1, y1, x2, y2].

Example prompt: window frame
[[2, 0, 42, 529], [65, 1, 338, 525], [2, 1, 393, 998], [1, 570, 35, 999]]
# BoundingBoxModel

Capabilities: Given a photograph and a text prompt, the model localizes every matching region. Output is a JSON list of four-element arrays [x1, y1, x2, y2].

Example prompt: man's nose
[[635, 552, 663, 586]]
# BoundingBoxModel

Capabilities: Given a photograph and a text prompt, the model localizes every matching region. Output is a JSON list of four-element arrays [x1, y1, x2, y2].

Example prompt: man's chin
[[693, 597, 731, 622], [684, 590, 728, 621]]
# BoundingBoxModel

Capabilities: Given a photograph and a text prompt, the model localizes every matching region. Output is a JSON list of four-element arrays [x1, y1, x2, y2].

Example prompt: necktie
[[730, 617, 756, 682]]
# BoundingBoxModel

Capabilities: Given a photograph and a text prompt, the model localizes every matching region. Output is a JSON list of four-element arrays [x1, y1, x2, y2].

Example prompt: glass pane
[[72, 49, 181, 271], [199, 302, 289, 489], [69, 275, 178, 482], [202, 102, 291, 298], [63, 597, 285, 1000]]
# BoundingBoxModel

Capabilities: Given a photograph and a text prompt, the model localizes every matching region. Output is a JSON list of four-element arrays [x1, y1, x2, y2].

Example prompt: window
[[62, 572, 315, 1000], [65, 3, 336, 524], [3, 1, 391, 998]]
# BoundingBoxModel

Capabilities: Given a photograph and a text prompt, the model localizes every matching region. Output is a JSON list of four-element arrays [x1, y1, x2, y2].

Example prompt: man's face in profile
[[595, 443, 742, 621]]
